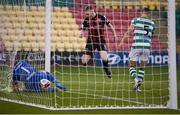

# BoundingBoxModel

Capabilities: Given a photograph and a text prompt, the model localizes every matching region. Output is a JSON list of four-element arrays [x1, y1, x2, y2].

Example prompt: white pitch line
[[60, 90, 159, 106]]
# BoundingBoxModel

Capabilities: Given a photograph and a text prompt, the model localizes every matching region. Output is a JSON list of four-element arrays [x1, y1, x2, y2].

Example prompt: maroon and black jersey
[[81, 14, 110, 43]]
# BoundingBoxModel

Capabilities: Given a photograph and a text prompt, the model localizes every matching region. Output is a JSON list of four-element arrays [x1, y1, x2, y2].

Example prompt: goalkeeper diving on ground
[[10, 60, 66, 93]]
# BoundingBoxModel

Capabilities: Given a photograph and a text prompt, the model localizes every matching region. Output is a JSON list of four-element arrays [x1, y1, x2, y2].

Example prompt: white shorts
[[128, 48, 150, 61]]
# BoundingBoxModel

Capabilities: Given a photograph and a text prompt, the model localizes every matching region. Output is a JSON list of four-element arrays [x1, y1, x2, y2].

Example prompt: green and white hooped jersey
[[131, 16, 155, 49]]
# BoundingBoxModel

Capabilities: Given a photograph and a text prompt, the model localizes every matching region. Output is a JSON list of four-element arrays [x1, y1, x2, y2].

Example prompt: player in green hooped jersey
[[119, 8, 155, 92]]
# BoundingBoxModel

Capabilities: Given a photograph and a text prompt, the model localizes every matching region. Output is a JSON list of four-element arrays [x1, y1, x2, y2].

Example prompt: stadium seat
[[13, 22, 22, 29], [0, 29, 7, 35], [13, 42, 22, 51], [61, 7, 69, 12], [5, 23, 13, 29], [58, 30, 67, 37], [69, 37, 77, 43], [61, 36, 69, 43], [64, 12, 73, 18], [53, 7, 61, 12], [66, 30, 74, 37], [36, 36, 44, 42], [30, 6, 37, 11], [37, 6, 45, 11], [3, 35, 12, 42], [4, 41, 13, 51], [33, 29, 44, 36], [52, 29, 58, 35], [13, 5, 21, 10], [64, 42, 73, 52], [28, 36, 37, 42], [31, 42, 40, 51], [25, 29, 33, 36], [0, 5, 4, 10], [53, 12, 64, 18], [51, 43, 56, 51], [60, 18, 68, 24], [73, 43, 82, 52], [67, 18, 76, 24], [74, 30, 81, 37], [69, 24, 79, 30], [22, 41, 31, 51], [7, 29, 16, 35], [19, 36, 29, 42], [16, 29, 24, 36], [52, 18, 60, 24], [39, 42, 45, 51], [51, 36, 59, 42], [56, 43, 65, 52], [54, 24, 62, 30]]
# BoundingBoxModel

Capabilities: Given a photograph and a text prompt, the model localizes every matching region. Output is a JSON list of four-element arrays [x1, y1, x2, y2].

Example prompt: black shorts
[[84, 42, 107, 57]]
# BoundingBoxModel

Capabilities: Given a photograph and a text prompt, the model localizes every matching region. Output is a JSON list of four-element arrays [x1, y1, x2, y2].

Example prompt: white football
[[40, 79, 51, 89]]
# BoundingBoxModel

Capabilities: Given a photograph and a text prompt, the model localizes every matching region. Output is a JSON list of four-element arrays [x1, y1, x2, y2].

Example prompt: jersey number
[[21, 67, 30, 74], [144, 26, 149, 35]]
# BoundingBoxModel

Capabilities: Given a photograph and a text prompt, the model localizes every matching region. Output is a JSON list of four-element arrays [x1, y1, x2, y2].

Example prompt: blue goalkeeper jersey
[[13, 60, 37, 81], [12, 60, 65, 92]]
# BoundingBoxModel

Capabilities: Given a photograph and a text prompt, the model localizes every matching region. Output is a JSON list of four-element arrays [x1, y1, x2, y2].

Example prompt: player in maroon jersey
[[80, 6, 117, 78]]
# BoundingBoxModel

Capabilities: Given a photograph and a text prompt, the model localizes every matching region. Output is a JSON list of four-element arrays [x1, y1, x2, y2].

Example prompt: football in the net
[[40, 79, 51, 89]]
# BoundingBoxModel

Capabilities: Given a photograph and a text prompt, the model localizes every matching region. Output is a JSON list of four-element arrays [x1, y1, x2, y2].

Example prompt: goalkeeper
[[11, 60, 66, 92]]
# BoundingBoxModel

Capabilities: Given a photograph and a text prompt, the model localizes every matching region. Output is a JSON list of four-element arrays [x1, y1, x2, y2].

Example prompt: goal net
[[0, 0, 177, 110]]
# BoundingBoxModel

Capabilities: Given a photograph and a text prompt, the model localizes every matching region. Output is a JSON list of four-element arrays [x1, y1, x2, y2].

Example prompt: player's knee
[[128, 60, 136, 67], [82, 60, 88, 66], [81, 55, 90, 64]]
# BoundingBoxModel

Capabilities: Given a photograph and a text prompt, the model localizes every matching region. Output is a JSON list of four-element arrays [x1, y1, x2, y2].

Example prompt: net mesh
[[0, 0, 178, 109]]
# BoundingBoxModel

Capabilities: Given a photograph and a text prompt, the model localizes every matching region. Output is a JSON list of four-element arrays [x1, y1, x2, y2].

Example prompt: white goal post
[[167, 0, 177, 109]]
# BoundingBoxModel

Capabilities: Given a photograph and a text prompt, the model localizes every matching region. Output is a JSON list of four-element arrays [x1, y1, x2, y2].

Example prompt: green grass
[[0, 65, 180, 114]]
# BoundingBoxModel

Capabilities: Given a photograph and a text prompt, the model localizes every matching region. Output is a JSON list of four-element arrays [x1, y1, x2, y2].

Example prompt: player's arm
[[107, 23, 117, 42], [119, 23, 134, 47], [103, 16, 117, 42], [80, 19, 88, 38]]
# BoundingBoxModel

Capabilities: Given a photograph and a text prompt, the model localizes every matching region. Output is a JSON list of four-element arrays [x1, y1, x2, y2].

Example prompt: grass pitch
[[0, 65, 179, 114]]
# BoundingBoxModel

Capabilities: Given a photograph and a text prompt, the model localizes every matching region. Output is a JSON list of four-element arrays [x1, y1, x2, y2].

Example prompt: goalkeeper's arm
[[46, 72, 66, 91]]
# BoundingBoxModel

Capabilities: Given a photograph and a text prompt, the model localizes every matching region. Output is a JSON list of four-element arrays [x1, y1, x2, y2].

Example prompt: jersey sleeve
[[81, 19, 89, 30], [101, 15, 110, 26], [131, 18, 136, 25]]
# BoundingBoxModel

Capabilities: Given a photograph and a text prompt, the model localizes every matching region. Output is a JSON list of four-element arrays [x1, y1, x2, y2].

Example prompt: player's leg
[[128, 49, 141, 91], [128, 49, 138, 79], [128, 60, 137, 79], [98, 42, 112, 79], [82, 41, 93, 66], [82, 54, 91, 66], [99, 50, 112, 78], [129, 59, 142, 91], [137, 49, 150, 85], [137, 60, 147, 81]]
